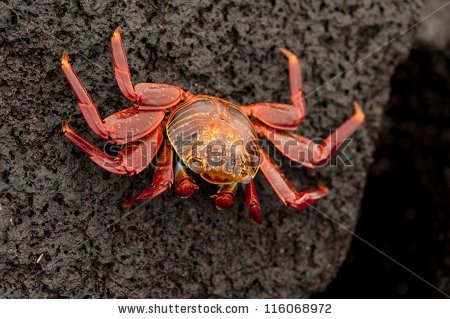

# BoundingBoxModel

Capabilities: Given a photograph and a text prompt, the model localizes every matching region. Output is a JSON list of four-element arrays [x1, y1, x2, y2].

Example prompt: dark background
[[316, 3, 450, 297]]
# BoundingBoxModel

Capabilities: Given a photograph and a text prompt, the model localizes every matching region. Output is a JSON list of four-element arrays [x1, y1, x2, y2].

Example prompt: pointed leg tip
[[289, 186, 330, 210], [247, 218, 262, 225], [121, 201, 132, 209], [314, 185, 330, 200], [247, 205, 262, 225], [61, 50, 69, 66], [113, 26, 122, 38], [277, 47, 289, 55], [277, 48, 298, 61], [61, 120, 71, 133], [352, 100, 365, 122]]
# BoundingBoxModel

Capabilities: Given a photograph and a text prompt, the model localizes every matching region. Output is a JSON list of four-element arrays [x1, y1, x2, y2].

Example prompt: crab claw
[[211, 183, 237, 210], [174, 178, 198, 198], [211, 193, 235, 210], [173, 163, 198, 198]]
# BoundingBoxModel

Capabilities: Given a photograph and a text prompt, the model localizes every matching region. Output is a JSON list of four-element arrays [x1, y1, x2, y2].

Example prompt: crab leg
[[111, 27, 136, 102], [243, 181, 261, 224], [254, 101, 365, 167], [211, 183, 238, 210], [173, 162, 198, 198], [241, 48, 307, 130], [61, 52, 109, 140], [278, 48, 306, 120], [122, 140, 174, 208], [61, 51, 165, 144], [242, 102, 303, 131], [259, 149, 329, 210], [62, 121, 163, 175]]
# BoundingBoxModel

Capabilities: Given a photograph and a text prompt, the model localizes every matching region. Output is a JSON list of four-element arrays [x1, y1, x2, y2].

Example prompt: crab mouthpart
[[200, 169, 239, 185]]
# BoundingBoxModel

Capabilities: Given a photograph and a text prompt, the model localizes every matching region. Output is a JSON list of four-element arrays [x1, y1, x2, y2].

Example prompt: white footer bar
[[0, 299, 448, 318]]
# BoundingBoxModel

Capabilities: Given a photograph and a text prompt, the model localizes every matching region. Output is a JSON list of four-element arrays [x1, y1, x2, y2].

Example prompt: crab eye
[[187, 156, 204, 173]]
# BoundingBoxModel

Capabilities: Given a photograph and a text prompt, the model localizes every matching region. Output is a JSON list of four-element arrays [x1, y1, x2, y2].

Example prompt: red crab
[[61, 27, 364, 224]]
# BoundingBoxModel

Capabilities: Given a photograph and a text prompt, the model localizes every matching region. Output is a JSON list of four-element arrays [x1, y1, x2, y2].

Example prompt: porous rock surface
[[0, 0, 422, 297]]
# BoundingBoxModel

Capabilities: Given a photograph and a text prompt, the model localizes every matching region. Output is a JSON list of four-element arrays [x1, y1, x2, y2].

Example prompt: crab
[[61, 27, 364, 224]]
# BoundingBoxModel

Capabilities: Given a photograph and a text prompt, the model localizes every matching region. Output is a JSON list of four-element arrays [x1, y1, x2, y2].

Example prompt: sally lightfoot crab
[[61, 27, 364, 224]]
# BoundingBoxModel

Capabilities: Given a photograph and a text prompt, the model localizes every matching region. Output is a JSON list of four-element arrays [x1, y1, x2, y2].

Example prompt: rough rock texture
[[0, 1, 422, 297]]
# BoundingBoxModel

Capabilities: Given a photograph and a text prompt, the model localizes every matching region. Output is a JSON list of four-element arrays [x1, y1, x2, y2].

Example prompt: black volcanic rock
[[0, 0, 423, 297]]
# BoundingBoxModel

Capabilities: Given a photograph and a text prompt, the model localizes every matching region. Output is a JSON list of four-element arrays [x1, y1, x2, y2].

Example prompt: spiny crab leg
[[242, 48, 307, 131], [61, 51, 166, 145], [62, 121, 125, 174], [211, 183, 238, 210], [243, 181, 261, 224], [278, 48, 306, 123], [259, 148, 329, 210], [254, 101, 365, 167], [61, 52, 108, 139], [111, 27, 136, 102], [122, 140, 174, 208], [62, 121, 163, 175], [316, 101, 365, 165]]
